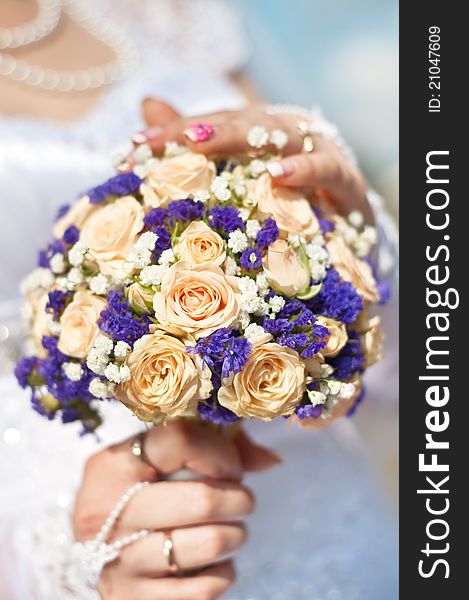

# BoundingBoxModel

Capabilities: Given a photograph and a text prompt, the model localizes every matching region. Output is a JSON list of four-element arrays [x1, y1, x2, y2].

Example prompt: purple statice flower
[[46, 290, 72, 320], [256, 218, 279, 249], [144, 207, 170, 229], [301, 339, 327, 358], [31, 389, 56, 420], [347, 386, 366, 417], [276, 333, 309, 350], [38, 249, 50, 268], [275, 297, 305, 319], [216, 159, 238, 174], [187, 329, 252, 380], [240, 247, 263, 271], [329, 331, 364, 379], [55, 204, 70, 221], [198, 396, 240, 425], [87, 172, 142, 204], [307, 269, 363, 324], [98, 290, 150, 345], [262, 316, 295, 336], [295, 404, 324, 420], [167, 199, 205, 222], [378, 280, 391, 305], [37, 238, 65, 268], [208, 205, 244, 234], [293, 308, 315, 328], [63, 225, 80, 245], [151, 226, 172, 262], [14, 356, 37, 388], [319, 219, 335, 234]]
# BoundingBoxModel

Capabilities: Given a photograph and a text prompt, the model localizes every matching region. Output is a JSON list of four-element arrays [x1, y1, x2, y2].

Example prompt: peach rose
[[293, 376, 363, 431], [31, 291, 53, 358], [142, 153, 215, 206], [262, 239, 310, 297], [57, 291, 106, 358], [177, 221, 226, 266], [53, 196, 97, 239], [153, 262, 239, 339], [80, 196, 144, 280], [316, 316, 348, 358], [126, 282, 154, 315], [326, 233, 379, 303], [116, 330, 210, 421], [218, 341, 305, 420], [247, 173, 320, 240], [360, 315, 383, 367]]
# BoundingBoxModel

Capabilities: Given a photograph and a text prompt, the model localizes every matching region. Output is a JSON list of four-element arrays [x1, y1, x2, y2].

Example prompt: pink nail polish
[[266, 159, 294, 178], [183, 122, 216, 143]]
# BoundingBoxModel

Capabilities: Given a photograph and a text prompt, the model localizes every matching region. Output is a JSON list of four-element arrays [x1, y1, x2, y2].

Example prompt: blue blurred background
[[232, 0, 398, 216]]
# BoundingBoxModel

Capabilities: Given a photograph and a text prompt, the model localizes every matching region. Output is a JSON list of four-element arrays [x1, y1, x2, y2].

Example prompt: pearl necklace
[[0, 0, 139, 92]]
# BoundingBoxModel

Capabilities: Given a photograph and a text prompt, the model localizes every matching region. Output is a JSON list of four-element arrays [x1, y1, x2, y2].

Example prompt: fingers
[[142, 420, 243, 481], [141, 98, 181, 128], [234, 430, 282, 472], [121, 523, 246, 577], [106, 561, 235, 600], [121, 479, 254, 532]]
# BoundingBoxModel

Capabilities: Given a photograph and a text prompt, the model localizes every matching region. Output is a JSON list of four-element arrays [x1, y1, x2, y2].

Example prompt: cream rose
[[262, 239, 310, 297], [142, 153, 215, 207], [177, 221, 226, 266], [316, 316, 348, 358], [116, 330, 210, 421], [248, 173, 320, 240], [126, 282, 154, 315], [31, 291, 53, 358], [53, 196, 97, 239], [218, 342, 305, 420], [153, 262, 239, 339], [326, 233, 379, 303], [57, 291, 106, 358], [360, 315, 383, 367], [80, 196, 144, 279]]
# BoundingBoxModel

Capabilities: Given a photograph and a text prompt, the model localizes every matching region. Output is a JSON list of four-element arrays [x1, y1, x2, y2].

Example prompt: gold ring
[[163, 530, 179, 575]]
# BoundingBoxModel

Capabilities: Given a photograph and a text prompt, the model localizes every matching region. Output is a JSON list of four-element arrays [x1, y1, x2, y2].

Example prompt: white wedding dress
[[0, 1, 398, 598]]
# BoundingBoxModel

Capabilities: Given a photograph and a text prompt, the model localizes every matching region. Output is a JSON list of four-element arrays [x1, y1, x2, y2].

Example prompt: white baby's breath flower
[[227, 230, 248, 253], [238, 208, 251, 222], [132, 143, 153, 164], [237, 310, 251, 330], [127, 246, 152, 270], [89, 378, 115, 399], [362, 225, 378, 245], [249, 159, 267, 178], [310, 263, 327, 282], [193, 190, 210, 203], [244, 323, 267, 344], [339, 382, 356, 399], [87, 349, 110, 376], [20, 268, 55, 295], [94, 334, 114, 355], [255, 272, 269, 296], [287, 234, 303, 248], [89, 273, 110, 296], [223, 256, 241, 276], [50, 253, 66, 274], [66, 268, 84, 290], [344, 227, 358, 245], [104, 362, 131, 384], [55, 277, 68, 292], [119, 364, 131, 382], [48, 320, 62, 336], [164, 141, 187, 157], [239, 276, 258, 297], [246, 219, 261, 239], [327, 380, 342, 396], [114, 341, 131, 360], [63, 362, 83, 382], [308, 390, 327, 406], [140, 264, 168, 286], [269, 128, 288, 150], [211, 176, 231, 202], [348, 210, 364, 228], [158, 248, 176, 267], [354, 238, 371, 258], [268, 295, 286, 314], [247, 125, 269, 149], [136, 231, 158, 251], [320, 363, 334, 378], [68, 241, 88, 267]]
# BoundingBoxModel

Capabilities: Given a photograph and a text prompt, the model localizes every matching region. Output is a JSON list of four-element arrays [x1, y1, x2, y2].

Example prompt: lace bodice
[[0, 2, 397, 597]]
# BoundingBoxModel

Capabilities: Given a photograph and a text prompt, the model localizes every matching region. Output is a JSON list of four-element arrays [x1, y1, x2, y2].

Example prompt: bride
[[0, 1, 398, 598]]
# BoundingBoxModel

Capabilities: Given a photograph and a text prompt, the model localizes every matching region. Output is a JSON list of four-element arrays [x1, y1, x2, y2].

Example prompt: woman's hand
[[131, 99, 372, 224], [74, 420, 279, 600]]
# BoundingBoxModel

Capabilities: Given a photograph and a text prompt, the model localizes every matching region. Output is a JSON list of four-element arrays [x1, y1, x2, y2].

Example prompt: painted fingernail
[[131, 127, 163, 145], [183, 122, 216, 143], [266, 159, 295, 178]]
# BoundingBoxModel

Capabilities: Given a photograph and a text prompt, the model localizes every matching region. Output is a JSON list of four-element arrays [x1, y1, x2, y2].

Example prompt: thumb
[[141, 97, 181, 127], [234, 430, 282, 472]]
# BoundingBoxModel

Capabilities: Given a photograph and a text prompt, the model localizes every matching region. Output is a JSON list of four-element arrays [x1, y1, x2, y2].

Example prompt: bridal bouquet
[[15, 142, 387, 434]]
